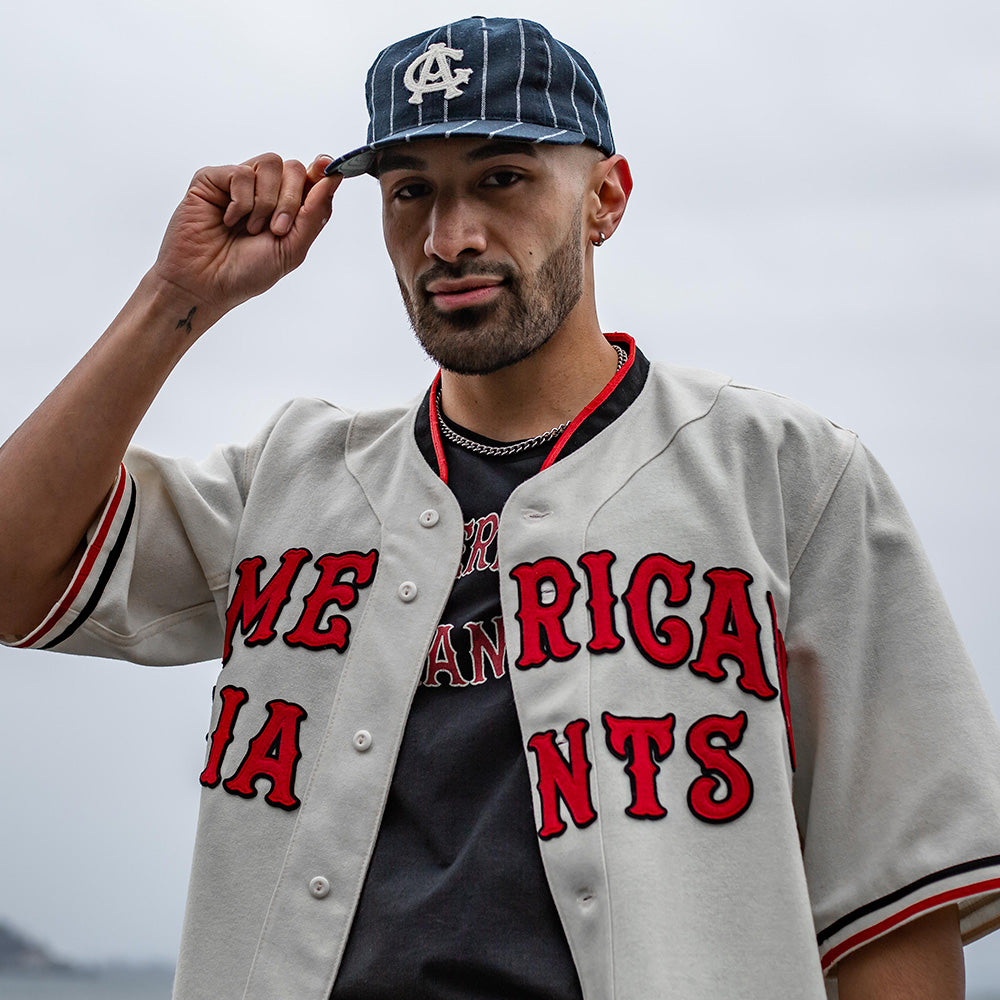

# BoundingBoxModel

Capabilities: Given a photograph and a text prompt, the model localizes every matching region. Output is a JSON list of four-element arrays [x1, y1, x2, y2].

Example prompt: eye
[[392, 180, 431, 201], [481, 169, 523, 189]]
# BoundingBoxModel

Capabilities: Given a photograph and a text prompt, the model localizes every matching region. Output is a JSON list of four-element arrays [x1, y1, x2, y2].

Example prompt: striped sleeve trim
[[9, 464, 137, 650], [818, 855, 1000, 972]]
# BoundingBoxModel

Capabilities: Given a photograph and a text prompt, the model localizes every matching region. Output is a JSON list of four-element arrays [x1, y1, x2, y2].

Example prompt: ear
[[588, 155, 632, 246]]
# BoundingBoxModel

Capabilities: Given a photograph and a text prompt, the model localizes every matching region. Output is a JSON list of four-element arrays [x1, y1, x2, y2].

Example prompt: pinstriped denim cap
[[326, 16, 614, 177]]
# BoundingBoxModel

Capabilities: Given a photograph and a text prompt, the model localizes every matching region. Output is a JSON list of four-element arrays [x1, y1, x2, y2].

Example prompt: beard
[[397, 208, 585, 375]]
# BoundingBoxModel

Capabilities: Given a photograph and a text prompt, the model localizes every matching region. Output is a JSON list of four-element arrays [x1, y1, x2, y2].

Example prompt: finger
[[222, 164, 256, 228], [188, 164, 234, 210], [282, 171, 343, 265], [244, 153, 283, 235], [305, 155, 335, 186], [269, 159, 308, 237]]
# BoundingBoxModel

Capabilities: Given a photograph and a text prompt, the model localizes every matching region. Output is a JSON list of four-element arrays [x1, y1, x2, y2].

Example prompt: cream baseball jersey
[[8, 348, 1000, 999]]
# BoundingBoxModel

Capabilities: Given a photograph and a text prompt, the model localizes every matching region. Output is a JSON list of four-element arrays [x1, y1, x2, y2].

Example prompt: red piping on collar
[[430, 333, 635, 481], [540, 333, 635, 471], [427, 370, 449, 484]]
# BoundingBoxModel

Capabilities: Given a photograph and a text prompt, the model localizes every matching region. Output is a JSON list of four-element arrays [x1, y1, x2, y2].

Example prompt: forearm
[[836, 905, 964, 1000], [0, 272, 218, 637], [0, 152, 338, 640]]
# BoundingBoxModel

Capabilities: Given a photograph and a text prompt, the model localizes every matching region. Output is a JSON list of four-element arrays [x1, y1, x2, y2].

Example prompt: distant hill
[[0, 920, 70, 972]]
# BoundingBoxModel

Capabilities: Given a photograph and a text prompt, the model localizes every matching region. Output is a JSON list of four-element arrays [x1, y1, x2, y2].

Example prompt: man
[[1, 15, 998, 1000]]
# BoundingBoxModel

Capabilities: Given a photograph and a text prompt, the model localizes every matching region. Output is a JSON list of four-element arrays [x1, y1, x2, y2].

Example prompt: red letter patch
[[224, 548, 311, 665], [602, 713, 676, 819], [527, 719, 597, 839], [510, 558, 581, 669], [223, 699, 308, 811], [689, 568, 777, 699], [199, 685, 249, 788], [767, 592, 796, 770], [623, 553, 694, 667], [283, 550, 378, 652], [578, 551, 625, 654], [685, 711, 754, 824]]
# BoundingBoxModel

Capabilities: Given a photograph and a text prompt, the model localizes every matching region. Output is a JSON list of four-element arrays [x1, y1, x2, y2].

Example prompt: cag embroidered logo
[[404, 43, 473, 105]]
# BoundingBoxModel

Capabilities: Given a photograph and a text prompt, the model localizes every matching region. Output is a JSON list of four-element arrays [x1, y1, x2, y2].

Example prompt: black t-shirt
[[332, 337, 648, 999]]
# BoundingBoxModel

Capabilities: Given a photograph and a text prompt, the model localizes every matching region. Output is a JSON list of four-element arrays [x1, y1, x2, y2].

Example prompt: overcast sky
[[1, 0, 998, 987]]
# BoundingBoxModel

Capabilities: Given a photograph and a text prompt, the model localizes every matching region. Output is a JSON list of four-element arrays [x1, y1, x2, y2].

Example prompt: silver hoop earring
[[592, 233, 606, 247]]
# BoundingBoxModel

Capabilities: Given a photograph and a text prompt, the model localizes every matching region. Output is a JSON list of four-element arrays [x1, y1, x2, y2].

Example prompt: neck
[[438, 306, 618, 442]]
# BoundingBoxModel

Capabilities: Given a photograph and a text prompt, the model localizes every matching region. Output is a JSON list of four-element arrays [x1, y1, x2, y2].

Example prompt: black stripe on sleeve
[[816, 853, 1000, 945], [43, 475, 138, 650]]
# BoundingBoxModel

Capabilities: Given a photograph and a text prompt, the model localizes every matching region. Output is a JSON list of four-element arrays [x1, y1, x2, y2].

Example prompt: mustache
[[416, 260, 518, 297]]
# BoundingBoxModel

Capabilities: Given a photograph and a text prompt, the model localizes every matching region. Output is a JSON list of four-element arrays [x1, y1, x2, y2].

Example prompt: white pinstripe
[[591, 83, 602, 146], [541, 37, 558, 127], [556, 41, 585, 134], [368, 49, 387, 140], [443, 24, 452, 123], [399, 122, 439, 141], [389, 54, 409, 133], [515, 18, 525, 122], [488, 123, 520, 138], [415, 32, 435, 127], [480, 18, 488, 119], [533, 129, 569, 142], [444, 120, 479, 138]]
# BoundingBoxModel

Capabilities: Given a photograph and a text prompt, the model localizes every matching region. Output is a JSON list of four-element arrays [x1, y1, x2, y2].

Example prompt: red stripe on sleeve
[[14, 464, 129, 648], [820, 877, 1000, 972]]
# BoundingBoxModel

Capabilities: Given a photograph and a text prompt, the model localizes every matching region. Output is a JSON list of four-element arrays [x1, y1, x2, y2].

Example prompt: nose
[[424, 194, 487, 262]]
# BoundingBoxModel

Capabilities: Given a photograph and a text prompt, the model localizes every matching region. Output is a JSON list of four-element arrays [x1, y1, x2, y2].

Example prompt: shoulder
[[255, 396, 415, 454], [219, 396, 420, 496], [647, 361, 859, 469], [640, 363, 864, 564], [653, 362, 853, 442]]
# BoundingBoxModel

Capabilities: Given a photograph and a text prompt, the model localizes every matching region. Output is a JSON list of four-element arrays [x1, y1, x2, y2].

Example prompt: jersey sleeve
[[785, 438, 1000, 973], [2, 405, 293, 665]]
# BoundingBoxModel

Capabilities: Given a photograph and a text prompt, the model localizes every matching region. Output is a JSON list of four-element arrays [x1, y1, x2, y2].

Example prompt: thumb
[[284, 168, 343, 262]]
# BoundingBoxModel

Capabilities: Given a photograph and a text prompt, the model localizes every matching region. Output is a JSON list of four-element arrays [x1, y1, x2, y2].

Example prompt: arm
[[0, 153, 341, 638], [836, 905, 965, 1000]]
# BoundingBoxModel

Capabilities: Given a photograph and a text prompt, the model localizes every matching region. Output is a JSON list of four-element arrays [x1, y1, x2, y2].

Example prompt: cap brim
[[325, 120, 589, 177]]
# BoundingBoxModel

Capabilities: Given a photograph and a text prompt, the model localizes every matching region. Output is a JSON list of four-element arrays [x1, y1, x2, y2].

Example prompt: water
[[0, 968, 995, 999], [0, 967, 174, 999]]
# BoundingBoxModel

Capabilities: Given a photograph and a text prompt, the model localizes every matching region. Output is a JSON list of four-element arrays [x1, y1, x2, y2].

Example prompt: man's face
[[377, 137, 597, 375]]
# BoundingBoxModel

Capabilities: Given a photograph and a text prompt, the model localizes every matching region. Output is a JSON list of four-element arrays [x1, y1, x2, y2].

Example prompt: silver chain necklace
[[437, 343, 628, 458]]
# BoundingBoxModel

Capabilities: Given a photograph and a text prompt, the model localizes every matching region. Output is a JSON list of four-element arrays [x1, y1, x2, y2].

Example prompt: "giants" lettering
[[529, 711, 755, 838]]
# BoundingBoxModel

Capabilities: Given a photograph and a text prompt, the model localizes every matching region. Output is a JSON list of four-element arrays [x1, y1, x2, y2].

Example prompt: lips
[[425, 275, 506, 311]]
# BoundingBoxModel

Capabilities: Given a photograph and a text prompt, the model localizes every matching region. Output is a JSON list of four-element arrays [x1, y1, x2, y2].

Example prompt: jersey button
[[419, 509, 440, 528], [352, 730, 373, 752], [397, 581, 418, 602], [309, 876, 331, 899]]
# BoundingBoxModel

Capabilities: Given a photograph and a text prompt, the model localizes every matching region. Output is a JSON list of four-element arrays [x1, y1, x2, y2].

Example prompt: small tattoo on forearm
[[176, 306, 197, 334]]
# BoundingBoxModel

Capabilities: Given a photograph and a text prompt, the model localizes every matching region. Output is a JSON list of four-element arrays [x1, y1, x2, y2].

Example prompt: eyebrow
[[376, 140, 538, 176]]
